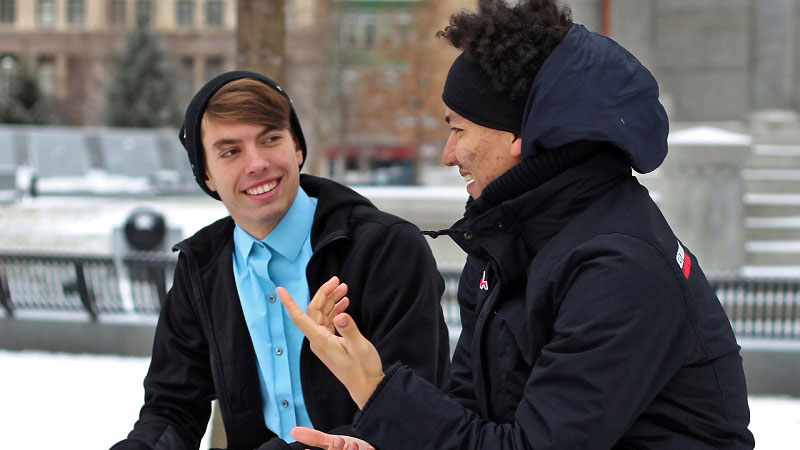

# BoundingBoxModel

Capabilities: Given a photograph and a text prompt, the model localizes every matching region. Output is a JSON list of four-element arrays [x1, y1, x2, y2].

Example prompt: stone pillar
[[237, 0, 285, 83], [659, 127, 752, 275], [752, 0, 796, 111]]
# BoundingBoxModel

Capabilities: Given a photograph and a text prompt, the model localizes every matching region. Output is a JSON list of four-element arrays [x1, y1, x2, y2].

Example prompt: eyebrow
[[210, 126, 277, 150]]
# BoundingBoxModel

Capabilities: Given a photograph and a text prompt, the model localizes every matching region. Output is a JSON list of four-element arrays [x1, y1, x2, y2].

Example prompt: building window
[[0, 0, 14, 24], [204, 56, 223, 82], [341, 12, 379, 50], [37, 0, 56, 27], [107, 0, 126, 25], [176, 0, 194, 26], [37, 56, 56, 96], [67, 0, 85, 25], [205, 0, 222, 27], [135, 0, 151, 26]]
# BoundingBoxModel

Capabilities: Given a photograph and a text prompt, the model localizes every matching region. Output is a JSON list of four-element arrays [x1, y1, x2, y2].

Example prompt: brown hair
[[203, 78, 291, 130]]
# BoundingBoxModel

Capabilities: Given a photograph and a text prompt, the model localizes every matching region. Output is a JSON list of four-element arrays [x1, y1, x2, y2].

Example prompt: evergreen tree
[[105, 24, 181, 127], [0, 61, 54, 124]]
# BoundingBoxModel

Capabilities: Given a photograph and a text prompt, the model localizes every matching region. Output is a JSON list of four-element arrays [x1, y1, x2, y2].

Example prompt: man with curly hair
[[280, 1, 755, 449]]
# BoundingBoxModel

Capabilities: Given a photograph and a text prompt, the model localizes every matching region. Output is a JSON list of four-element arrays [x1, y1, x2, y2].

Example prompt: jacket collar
[[175, 174, 374, 270], [450, 149, 632, 290]]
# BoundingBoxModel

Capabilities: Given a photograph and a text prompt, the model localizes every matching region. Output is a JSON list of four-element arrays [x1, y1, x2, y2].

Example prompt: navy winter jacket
[[351, 24, 754, 450]]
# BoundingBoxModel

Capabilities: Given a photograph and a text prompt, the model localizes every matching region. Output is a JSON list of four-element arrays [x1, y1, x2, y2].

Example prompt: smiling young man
[[110, 71, 450, 450], [280, 1, 754, 449]]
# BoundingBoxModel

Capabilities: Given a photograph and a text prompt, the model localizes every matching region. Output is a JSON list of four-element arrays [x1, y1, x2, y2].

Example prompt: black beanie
[[179, 70, 307, 200], [442, 54, 526, 135]]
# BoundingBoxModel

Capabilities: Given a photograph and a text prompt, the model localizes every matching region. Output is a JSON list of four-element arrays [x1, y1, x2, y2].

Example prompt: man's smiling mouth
[[245, 180, 278, 195]]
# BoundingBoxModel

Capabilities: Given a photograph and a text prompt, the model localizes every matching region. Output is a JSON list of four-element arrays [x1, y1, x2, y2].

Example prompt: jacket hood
[[521, 24, 669, 173]]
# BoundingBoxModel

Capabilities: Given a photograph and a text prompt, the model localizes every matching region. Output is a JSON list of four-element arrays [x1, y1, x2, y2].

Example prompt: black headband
[[179, 70, 307, 200], [442, 54, 526, 134]]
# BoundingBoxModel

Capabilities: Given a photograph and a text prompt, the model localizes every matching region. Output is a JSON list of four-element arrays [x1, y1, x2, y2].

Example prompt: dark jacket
[[112, 175, 451, 450], [355, 152, 753, 450], [351, 24, 753, 450]]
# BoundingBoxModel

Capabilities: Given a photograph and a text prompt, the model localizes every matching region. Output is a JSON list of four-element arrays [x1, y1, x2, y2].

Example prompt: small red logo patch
[[682, 252, 692, 280], [676, 241, 691, 280], [479, 271, 489, 290]]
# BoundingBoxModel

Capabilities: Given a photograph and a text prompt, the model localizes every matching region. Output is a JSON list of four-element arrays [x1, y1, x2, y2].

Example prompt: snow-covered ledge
[[660, 126, 753, 275]]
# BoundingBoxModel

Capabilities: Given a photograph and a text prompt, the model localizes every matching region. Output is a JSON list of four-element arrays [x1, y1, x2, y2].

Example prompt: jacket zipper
[[299, 232, 350, 426]]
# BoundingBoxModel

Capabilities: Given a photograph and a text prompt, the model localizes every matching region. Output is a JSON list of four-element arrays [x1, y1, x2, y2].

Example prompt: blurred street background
[[2, 0, 800, 448]]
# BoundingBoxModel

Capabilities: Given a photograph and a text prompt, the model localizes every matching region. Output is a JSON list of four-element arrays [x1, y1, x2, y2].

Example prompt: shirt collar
[[233, 187, 316, 263]]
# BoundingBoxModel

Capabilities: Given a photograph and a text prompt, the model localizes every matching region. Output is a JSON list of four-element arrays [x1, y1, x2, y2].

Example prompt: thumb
[[333, 313, 363, 341]]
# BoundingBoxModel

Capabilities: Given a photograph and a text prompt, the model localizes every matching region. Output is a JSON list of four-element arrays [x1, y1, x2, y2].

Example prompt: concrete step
[[744, 169, 800, 193], [746, 227, 800, 240], [746, 216, 800, 240], [747, 145, 800, 169], [745, 240, 800, 266], [741, 265, 800, 278], [745, 193, 800, 217]]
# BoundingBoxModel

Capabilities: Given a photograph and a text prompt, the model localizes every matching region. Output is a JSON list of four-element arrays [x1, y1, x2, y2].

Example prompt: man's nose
[[244, 147, 269, 173], [441, 135, 457, 166]]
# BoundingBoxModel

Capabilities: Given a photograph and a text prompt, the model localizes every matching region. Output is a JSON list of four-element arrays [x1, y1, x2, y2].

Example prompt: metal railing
[[0, 251, 176, 320], [2, 252, 799, 340], [711, 277, 800, 340]]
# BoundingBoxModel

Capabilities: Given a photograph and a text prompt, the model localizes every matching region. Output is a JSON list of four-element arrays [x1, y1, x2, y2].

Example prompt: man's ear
[[294, 136, 304, 166], [511, 135, 522, 158], [205, 170, 217, 192]]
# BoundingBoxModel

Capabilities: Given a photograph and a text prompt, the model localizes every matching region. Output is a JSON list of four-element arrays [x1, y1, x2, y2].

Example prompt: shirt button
[[268, 295, 275, 303], [281, 399, 289, 408], [463, 232, 473, 240], [275, 347, 283, 356]]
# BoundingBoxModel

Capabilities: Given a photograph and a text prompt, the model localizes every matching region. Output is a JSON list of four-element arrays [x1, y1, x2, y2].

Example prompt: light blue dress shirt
[[232, 188, 317, 441]]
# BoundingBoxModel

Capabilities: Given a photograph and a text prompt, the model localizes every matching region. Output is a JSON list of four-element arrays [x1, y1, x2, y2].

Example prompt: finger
[[308, 276, 340, 312], [290, 427, 332, 448], [321, 283, 348, 317], [330, 297, 350, 319], [277, 287, 329, 340]]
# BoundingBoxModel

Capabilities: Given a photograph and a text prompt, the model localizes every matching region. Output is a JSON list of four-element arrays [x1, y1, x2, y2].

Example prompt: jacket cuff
[[353, 363, 446, 449], [356, 361, 402, 419]]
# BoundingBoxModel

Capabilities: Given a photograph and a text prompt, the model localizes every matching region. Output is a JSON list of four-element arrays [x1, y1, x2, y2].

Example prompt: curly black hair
[[437, 0, 573, 101]]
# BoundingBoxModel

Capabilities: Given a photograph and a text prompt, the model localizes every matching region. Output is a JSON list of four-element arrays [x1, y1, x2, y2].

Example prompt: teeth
[[246, 180, 278, 195], [463, 174, 474, 183]]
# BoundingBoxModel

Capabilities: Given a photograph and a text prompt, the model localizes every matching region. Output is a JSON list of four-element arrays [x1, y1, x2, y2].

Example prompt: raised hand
[[291, 427, 375, 450], [277, 284, 384, 409], [305, 276, 350, 334]]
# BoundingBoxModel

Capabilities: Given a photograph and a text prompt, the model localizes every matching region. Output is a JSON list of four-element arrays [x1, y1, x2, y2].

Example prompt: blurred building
[[309, 0, 467, 185], [0, 0, 237, 125], [567, 0, 800, 124], [1, 0, 800, 180]]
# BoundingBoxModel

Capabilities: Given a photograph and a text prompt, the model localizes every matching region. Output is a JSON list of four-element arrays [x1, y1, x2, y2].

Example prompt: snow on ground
[[0, 350, 211, 450], [1, 350, 798, 449]]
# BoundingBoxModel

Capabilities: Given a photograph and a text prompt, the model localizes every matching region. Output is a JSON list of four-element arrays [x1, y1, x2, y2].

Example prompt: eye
[[220, 147, 239, 158], [450, 127, 463, 134], [261, 134, 282, 146]]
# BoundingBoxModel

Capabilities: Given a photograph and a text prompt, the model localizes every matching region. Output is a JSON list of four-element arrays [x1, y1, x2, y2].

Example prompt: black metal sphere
[[124, 208, 166, 251]]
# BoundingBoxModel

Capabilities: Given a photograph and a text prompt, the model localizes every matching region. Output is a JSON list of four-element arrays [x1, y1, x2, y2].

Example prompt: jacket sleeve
[[358, 221, 451, 389], [353, 235, 690, 450], [446, 256, 480, 412], [111, 256, 215, 450]]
